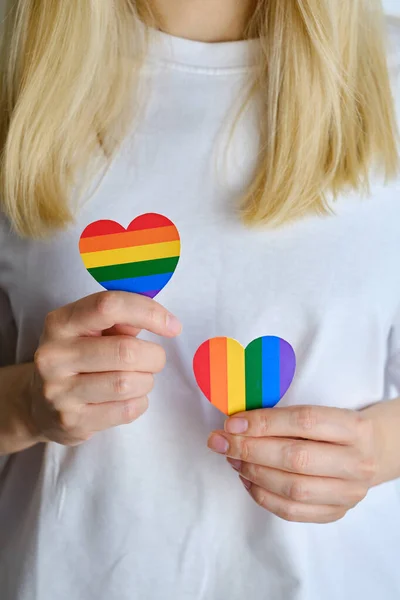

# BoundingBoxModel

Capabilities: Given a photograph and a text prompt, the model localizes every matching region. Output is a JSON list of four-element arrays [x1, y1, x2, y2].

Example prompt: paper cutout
[[193, 336, 296, 416], [79, 214, 180, 298]]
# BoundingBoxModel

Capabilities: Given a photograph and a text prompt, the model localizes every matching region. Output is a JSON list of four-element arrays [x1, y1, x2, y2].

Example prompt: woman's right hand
[[30, 291, 182, 446]]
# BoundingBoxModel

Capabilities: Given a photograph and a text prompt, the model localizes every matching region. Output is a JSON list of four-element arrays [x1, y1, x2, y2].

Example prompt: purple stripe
[[142, 290, 162, 298], [279, 339, 296, 398]]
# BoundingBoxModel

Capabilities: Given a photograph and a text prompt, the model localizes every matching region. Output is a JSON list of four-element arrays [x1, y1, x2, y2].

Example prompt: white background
[[384, 0, 400, 16]]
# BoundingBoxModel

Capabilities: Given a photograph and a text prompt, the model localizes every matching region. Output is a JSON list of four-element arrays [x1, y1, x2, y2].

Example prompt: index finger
[[44, 291, 182, 340], [224, 405, 363, 446]]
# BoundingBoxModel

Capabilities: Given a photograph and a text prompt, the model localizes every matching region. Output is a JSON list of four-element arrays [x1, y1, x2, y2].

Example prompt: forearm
[[362, 397, 400, 486], [0, 363, 43, 456]]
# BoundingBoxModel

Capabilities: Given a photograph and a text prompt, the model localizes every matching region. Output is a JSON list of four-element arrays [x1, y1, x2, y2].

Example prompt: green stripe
[[88, 256, 179, 282], [245, 338, 263, 410]]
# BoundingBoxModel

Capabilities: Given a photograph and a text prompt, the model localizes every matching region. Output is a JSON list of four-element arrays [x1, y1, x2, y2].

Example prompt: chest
[[2, 183, 399, 406], [2, 136, 400, 408]]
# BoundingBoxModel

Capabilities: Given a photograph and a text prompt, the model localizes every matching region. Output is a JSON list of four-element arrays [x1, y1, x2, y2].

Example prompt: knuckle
[[240, 462, 251, 479], [285, 479, 308, 502], [356, 456, 377, 482], [293, 406, 318, 433], [326, 509, 347, 523], [284, 443, 310, 473], [34, 345, 55, 374], [41, 381, 61, 403], [238, 438, 251, 462], [120, 399, 142, 425], [252, 488, 268, 509], [96, 292, 121, 318], [43, 310, 59, 334], [277, 503, 299, 523], [61, 427, 93, 446], [354, 413, 374, 443], [335, 510, 348, 522], [347, 484, 368, 506], [112, 373, 131, 396], [116, 338, 138, 366], [58, 410, 79, 435], [241, 462, 260, 482], [72, 431, 93, 444], [258, 412, 274, 435]]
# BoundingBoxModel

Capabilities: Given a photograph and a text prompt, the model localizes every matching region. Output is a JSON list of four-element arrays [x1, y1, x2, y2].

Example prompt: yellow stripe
[[81, 240, 181, 269], [227, 339, 246, 416]]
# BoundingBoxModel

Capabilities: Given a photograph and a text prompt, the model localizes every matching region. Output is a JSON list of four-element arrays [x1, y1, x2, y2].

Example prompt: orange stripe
[[209, 338, 228, 415], [79, 225, 179, 254]]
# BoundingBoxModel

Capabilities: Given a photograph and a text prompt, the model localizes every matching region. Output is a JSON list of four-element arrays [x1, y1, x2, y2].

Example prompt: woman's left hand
[[208, 406, 381, 523]]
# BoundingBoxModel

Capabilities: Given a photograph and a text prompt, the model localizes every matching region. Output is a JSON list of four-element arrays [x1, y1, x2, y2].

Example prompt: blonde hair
[[0, 0, 398, 237]]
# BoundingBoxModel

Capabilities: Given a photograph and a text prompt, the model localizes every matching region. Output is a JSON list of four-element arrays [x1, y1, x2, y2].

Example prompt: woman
[[0, 1, 400, 599]]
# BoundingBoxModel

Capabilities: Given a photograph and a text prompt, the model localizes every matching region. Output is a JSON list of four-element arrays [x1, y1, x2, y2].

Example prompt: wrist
[[0, 363, 45, 456], [361, 398, 400, 486]]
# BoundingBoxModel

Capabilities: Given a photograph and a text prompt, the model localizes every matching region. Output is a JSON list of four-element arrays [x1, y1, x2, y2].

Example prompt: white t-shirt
[[1, 24, 400, 600]]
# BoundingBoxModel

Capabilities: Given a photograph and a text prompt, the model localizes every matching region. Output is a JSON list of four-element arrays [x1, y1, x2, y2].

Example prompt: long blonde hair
[[0, 0, 398, 237]]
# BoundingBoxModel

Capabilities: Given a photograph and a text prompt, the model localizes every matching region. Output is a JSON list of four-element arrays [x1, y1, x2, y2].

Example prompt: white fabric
[[384, 0, 400, 17], [1, 22, 400, 600]]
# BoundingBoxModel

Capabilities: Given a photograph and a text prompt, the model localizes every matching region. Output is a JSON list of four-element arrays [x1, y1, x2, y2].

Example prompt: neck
[[145, 0, 258, 43]]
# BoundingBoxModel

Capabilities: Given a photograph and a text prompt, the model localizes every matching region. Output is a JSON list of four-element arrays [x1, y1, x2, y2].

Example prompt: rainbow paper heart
[[79, 214, 180, 298], [193, 336, 296, 416]]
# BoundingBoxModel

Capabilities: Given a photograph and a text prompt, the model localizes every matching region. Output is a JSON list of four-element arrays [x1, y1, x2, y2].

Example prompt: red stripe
[[81, 220, 125, 238], [193, 340, 211, 402], [81, 214, 174, 239], [127, 214, 173, 231]]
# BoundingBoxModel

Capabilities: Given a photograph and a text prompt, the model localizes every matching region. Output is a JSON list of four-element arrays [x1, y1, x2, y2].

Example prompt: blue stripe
[[261, 336, 280, 408], [102, 272, 174, 294]]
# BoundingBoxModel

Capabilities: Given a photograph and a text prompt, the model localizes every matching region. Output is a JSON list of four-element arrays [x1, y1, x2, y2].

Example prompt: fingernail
[[225, 418, 248, 434], [240, 476, 252, 491], [207, 434, 229, 454], [227, 458, 242, 472], [166, 313, 182, 334]]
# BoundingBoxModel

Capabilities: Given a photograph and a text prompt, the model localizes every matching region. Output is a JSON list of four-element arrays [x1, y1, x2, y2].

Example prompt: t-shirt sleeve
[[387, 308, 400, 397], [0, 211, 17, 367], [0, 230, 17, 473], [0, 286, 17, 368], [385, 21, 400, 397]]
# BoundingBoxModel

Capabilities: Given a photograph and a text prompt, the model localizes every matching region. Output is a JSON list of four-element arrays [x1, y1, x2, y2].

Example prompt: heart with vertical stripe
[[193, 336, 296, 416], [79, 214, 180, 298]]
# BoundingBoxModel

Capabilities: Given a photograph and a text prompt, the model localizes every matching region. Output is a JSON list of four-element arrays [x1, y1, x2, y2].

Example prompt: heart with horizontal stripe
[[79, 214, 180, 298], [193, 336, 296, 416]]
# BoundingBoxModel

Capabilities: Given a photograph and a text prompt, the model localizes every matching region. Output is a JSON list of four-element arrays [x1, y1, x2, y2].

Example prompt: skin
[[207, 402, 400, 523], [147, 0, 258, 42], [0, 292, 182, 453], [1, 0, 259, 454], [1, 0, 400, 526], [153, 0, 400, 523]]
